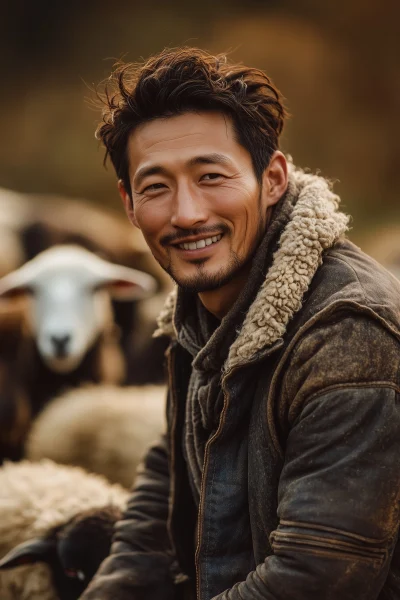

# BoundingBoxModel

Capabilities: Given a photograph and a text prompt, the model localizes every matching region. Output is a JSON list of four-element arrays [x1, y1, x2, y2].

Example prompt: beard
[[158, 190, 267, 293], [165, 248, 244, 293]]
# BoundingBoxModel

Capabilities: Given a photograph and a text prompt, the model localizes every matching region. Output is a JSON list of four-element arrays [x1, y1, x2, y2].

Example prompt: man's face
[[121, 111, 280, 293]]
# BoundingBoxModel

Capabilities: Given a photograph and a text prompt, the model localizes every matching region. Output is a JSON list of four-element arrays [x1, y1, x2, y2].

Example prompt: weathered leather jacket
[[81, 169, 400, 600]]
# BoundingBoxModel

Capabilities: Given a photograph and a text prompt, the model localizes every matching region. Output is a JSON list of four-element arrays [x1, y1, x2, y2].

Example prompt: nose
[[50, 334, 71, 358], [170, 184, 208, 229]]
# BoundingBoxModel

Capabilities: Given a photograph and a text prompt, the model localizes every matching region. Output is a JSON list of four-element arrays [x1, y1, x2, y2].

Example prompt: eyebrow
[[133, 165, 169, 189], [133, 153, 233, 189], [187, 153, 233, 168]]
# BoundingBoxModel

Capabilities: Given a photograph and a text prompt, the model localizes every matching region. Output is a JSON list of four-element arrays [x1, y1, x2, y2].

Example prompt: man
[[81, 48, 400, 599]]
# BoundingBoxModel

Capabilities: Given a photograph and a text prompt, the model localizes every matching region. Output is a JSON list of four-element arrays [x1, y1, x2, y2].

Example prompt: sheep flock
[[0, 187, 171, 599]]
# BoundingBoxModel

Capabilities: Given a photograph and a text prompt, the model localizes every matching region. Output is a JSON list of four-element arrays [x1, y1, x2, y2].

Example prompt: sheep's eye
[[65, 568, 85, 581]]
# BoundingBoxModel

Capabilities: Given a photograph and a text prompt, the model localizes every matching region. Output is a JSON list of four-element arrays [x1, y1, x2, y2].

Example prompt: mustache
[[160, 224, 230, 247]]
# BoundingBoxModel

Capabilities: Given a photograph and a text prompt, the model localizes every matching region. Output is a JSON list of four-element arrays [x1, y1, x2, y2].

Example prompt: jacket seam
[[265, 305, 399, 458], [327, 252, 368, 303], [271, 543, 385, 566], [300, 382, 400, 410], [272, 531, 388, 552], [397, 360, 400, 393], [205, 449, 219, 599], [166, 347, 179, 564], [196, 378, 232, 600], [279, 520, 390, 544], [271, 533, 388, 562]]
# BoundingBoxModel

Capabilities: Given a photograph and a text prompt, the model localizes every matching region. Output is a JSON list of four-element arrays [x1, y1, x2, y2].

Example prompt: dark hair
[[96, 47, 287, 196]]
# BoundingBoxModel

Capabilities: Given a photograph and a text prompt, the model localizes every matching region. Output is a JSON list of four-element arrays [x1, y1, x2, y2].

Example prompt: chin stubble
[[166, 248, 244, 293]]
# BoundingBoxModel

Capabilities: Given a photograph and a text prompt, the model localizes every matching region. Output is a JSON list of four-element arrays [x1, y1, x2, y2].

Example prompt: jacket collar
[[154, 162, 349, 372]]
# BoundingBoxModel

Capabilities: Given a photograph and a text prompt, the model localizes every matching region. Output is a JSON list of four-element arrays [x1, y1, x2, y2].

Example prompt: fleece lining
[[154, 163, 349, 372]]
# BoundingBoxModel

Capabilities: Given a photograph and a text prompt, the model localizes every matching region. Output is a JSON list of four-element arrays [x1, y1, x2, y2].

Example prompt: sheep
[[0, 186, 155, 274], [0, 226, 25, 279], [0, 187, 172, 384], [0, 244, 156, 376], [0, 185, 170, 297], [0, 302, 31, 461], [20, 194, 173, 385], [0, 188, 28, 276], [26, 384, 167, 489], [0, 459, 129, 600], [0, 245, 158, 461]]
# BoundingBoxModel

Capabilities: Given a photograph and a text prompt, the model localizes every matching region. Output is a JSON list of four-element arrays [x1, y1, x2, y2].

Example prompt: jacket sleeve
[[79, 434, 178, 600], [213, 316, 400, 600]]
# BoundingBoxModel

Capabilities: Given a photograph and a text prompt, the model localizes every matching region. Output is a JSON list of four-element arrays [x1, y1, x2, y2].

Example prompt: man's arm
[[214, 315, 400, 599], [215, 386, 400, 599], [80, 435, 177, 600]]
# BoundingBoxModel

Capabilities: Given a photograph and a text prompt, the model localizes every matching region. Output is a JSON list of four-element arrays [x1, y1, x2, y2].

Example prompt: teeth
[[180, 234, 222, 250]]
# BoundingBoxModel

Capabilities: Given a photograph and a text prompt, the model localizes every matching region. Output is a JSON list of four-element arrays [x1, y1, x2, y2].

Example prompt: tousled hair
[[96, 47, 288, 196]]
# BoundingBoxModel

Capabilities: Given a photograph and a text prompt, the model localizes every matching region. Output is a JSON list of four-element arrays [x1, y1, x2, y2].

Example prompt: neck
[[198, 263, 251, 320]]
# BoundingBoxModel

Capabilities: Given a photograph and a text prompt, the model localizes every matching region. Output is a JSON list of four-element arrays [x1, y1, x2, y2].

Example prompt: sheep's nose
[[50, 334, 71, 358]]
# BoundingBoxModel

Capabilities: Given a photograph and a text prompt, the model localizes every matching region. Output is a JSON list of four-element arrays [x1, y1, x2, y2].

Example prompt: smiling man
[[81, 48, 400, 600], [122, 110, 286, 318]]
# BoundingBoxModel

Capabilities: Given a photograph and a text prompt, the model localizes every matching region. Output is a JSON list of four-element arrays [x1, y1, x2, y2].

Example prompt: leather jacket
[[81, 238, 400, 600]]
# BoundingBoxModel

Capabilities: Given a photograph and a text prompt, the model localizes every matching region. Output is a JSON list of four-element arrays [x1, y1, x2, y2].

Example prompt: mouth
[[173, 234, 223, 251]]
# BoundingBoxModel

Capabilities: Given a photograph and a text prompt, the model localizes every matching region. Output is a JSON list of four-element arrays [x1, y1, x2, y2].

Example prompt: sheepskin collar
[[154, 162, 349, 371]]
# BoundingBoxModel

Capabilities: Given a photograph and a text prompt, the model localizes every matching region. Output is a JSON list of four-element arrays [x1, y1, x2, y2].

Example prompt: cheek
[[135, 202, 169, 241], [213, 188, 258, 233], [212, 180, 259, 216]]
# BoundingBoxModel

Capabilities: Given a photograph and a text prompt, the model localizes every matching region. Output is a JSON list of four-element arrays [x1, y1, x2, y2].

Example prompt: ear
[[118, 180, 138, 229], [0, 280, 31, 301], [261, 151, 288, 210], [103, 280, 150, 301], [0, 265, 34, 300], [0, 538, 56, 570], [0, 285, 31, 301], [99, 265, 157, 301]]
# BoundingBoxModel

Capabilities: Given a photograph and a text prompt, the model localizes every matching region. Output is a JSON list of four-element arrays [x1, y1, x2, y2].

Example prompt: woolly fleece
[[0, 459, 128, 600], [26, 385, 167, 489], [154, 163, 349, 371]]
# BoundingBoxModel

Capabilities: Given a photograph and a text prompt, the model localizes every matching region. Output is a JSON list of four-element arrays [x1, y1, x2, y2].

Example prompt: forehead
[[127, 111, 250, 175], [33, 267, 96, 294]]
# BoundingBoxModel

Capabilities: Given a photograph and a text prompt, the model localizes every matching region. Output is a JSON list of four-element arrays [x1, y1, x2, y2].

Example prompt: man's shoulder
[[300, 238, 400, 334], [275, 240, 400, 413], [280, 310, 400, 423]]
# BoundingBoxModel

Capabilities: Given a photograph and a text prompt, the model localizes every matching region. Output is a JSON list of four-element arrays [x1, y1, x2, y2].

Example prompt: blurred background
[[0, 0, 399, 260], [0, 5, 399, 588]]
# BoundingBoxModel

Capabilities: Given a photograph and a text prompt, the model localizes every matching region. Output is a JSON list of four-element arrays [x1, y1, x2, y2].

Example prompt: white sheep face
[[0, 245, 157, 374], [30, 269, 112, 373]]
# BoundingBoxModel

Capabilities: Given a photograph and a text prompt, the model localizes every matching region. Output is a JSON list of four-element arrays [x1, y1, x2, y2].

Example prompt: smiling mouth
[[177, 234, 222, 251]]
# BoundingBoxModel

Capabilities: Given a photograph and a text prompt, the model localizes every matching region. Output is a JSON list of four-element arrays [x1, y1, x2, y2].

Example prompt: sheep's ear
[[104, 278, 154, 301], [99, 266, 158, 301], [0, 269, 33, 300], [0, 284, 31, 300], [0, 538, 55, 569]]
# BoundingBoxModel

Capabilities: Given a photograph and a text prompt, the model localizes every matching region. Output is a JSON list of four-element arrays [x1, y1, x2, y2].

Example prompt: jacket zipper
[[194, 367, 235, 600], [166, 347, 180, 566]]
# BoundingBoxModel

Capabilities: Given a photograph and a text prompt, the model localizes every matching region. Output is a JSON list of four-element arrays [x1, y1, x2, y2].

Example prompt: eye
[[200, 173, 224, 182], [141, 183, 167, 193]]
